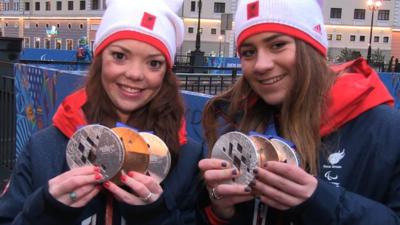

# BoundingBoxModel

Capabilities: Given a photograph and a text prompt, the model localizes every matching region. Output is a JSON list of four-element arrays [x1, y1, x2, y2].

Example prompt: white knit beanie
[[94, 0, 184, 68], [235, 0, 328, 56]]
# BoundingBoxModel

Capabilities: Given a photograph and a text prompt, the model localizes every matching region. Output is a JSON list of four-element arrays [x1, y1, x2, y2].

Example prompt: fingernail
[[232, 178, 236, 182], [281, 159, 288, 163], [103, 181, 110, 188], [94, 166, 101, 173], [232, 169, 237, 175], [249, 180, 256, 187], [244, 187, 252, 192], [263, 162, 268, 168], [95, 173, 102, 180], [221, 162, 227, 168], [120, 175, 127, 182], [128, 171, 134, 177], [253, 169, 258, 174]]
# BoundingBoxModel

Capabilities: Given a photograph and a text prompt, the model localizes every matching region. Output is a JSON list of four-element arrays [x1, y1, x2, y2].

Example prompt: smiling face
[[101, 39, 167, 123], [239, 32, 296, 107]]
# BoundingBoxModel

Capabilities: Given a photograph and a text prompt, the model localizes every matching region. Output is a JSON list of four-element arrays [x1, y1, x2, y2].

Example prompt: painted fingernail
[[221, 162, 227, 168], [120, 175, 127, 182], [244, 187, 252, 192], [94, 166, 101, 173], [232, 178, 236, 182], [263, 162, 268, 168], [95, 173, 102, 180], [249, 180, 256, 187], [281, 159, 288, 163], [253, 169, 258, 174], [232, 169, 238, 175], [103, 181, 110, 188], [128, 171, 134, 177]]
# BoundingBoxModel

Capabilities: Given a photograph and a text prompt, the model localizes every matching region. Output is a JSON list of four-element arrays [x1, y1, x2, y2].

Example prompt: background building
[[0, 0, 399, 62]]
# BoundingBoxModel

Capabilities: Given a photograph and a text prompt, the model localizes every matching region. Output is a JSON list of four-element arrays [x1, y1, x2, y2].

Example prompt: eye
[[111, 52, 126, 61], [240, 49, 256, 58], [149, 60, 164, 69], [271, 41, 287, 50]]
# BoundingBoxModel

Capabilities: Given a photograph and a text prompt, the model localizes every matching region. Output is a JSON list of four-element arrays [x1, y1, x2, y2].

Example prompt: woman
[[198, 0, 400, 224], [0, 0, 203, 224]]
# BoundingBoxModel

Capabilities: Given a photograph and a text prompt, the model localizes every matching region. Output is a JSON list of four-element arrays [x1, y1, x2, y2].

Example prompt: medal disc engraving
[[270, 138, 300, 166], [112, 127, 150, 184], [66, 124, 124, 182], [211, 131, 258, 185], [139, 132, 171, 183]]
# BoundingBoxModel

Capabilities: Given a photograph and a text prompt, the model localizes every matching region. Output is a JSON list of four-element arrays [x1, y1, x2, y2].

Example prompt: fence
[[0, 62, 16, 191]]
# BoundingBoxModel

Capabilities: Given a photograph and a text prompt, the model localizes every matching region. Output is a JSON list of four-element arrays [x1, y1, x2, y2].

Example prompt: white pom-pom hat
[[234, 0, 328, 56], [94, 0, 184, 68]]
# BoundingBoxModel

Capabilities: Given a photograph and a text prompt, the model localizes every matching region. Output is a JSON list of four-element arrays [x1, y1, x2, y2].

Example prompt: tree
[[336, 48, 361, 63]]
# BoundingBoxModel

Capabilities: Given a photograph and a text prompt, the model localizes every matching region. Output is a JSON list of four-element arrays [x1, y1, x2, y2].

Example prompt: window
[[44, 39, 50, 49], [378, 10, 390, 20], [188, 27, 194, 33], [214, 2, 225, 13], [211, 28, 217, 35], [68, 24, 72, 29], [330, 8, 342, 19], [80, 0, 86, 10], [56, 1, 62, 10], [35, 38, 40, 48], [350, 35, 356, 41], [374, 36, 379, 43], [354, 9, 365, 19], [24, 37, 30, 48], [327, 34, 333, 40], [360, 35, 365, 42], [383, 36, 389, 43], [24, 2, 30, 11], [336, 34, 342, 41], [92, 0, 99, 10], [55, 39, 62, 49], [35, 2, 40, 10], [68, 1, 73, 10], [190, 1, 196, 12], [45, 1, 50, 11], [66, 39, 74, 50], [80, 24, 84, 29]]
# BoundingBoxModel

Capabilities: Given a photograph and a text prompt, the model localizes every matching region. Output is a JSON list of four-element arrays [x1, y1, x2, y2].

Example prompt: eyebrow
[[108, 43, 164, 58], [240, 34, 284, 48]]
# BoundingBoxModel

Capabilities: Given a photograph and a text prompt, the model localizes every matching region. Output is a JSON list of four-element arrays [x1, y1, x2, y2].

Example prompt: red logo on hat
[[247, 1, 259, 20], [313, 24, 322, 35], [141, 12, 156, 30]]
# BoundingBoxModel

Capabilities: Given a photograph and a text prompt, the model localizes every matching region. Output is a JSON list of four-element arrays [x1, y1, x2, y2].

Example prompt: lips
[[259, 74, 286, 85], [118, 83, 143, 94]]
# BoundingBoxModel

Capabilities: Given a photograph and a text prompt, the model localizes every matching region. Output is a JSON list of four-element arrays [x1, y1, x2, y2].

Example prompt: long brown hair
[[202, 40, 336, 175], [82, 55, 185, 165]]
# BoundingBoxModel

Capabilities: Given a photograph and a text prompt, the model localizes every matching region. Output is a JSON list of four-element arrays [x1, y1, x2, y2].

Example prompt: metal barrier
[[0, 61, 16, 191], [177, 73, 239, 95]]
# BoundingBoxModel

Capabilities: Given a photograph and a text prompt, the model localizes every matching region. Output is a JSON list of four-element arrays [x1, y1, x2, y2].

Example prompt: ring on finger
[[69, 191, 78, 202], [141, 192, 153, 202], [209, 187, 223, 200]]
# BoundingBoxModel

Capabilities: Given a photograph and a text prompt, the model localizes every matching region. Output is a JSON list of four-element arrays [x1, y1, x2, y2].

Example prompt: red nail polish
[[95, 173, 102, 180], [120, 175, 127, 182], [103, 181, 110, 188], [94, 166, 101, 173], [128, 171, 134, 177]]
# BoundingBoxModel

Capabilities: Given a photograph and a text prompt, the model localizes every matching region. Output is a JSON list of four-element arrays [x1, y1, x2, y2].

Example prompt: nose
[[124, 61, 144, 80], [253, 50, 274, 75]]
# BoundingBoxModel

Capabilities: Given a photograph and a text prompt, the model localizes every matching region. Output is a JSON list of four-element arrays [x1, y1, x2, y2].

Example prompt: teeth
[[260, 75, 285, 85], [120, 85, 140, 93]]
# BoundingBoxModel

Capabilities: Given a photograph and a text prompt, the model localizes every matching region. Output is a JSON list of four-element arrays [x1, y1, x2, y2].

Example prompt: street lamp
[[195, 0, 202, 51], [366, 0, 382, 64], [218, 35, 223, 57]]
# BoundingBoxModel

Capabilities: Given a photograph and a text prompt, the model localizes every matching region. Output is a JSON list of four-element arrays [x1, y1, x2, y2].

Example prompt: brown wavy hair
[[82, 54, 185, 165], [202, 40, 337, 175]]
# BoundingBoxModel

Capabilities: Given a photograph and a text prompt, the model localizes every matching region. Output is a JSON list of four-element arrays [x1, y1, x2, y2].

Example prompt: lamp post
[[366, 0, 382, 64], [190, 0, 205, 70], [218, 35, 223, 57], [195, 0, 202, 51]]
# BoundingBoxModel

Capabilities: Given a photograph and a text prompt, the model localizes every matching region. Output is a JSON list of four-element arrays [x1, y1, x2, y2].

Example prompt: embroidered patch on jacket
[[313, 24, 322, 35], [247, 1, 259, 20], [141, 12, 156, 30]]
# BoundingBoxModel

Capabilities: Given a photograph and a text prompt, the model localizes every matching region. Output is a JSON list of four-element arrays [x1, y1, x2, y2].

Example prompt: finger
[[119, 175, 159, 203], [126, 171, 162, 194], [198, 158, 230, 171], [258, 195, 291, 211], [203, 168, 238, 187], [104, 181, 155, 205], [216, 183, 252, 197], [49, 172, 103, 198], [262, 161, 310, 185], [70, 185, 102, 207], [52, 166, 100, 183], [251, 178, 302, 208]]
